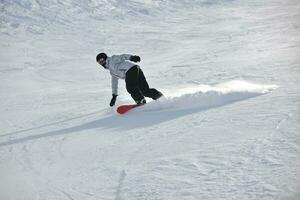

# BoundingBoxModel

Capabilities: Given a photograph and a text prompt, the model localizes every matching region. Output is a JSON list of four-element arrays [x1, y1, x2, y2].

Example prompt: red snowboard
[[116, 104, 141, 114]]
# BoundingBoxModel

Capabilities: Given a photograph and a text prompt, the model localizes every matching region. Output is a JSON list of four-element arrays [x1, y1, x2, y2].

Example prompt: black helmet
[[96, 52, 107, 62]]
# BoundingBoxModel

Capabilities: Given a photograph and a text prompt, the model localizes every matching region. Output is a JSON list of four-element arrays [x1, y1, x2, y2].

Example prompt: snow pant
[[125, 65, 162, 103]]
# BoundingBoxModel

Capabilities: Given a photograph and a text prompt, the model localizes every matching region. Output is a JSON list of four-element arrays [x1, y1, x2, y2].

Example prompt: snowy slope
[[1, 0, 300, 200]]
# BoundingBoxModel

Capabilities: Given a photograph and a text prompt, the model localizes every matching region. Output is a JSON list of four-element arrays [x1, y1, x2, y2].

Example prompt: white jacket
[[104, 54, 136, 95]]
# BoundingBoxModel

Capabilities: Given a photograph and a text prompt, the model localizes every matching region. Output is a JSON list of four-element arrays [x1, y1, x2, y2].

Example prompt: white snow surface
[[0, 0, 300, 199]]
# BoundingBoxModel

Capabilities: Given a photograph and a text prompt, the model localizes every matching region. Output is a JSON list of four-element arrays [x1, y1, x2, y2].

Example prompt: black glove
[[130, 55, 141, 62], [110, 94, 118, 107]]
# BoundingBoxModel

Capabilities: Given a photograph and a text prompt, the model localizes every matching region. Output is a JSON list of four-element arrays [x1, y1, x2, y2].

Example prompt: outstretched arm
[[109, 76, 119, 107], [111, 75, 119, 96], [119, 54, 132, 61], [112, 54, 141, 63]]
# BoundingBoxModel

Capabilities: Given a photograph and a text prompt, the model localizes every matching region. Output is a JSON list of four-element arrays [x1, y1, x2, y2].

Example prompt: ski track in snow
[[115, 170, 126, 200], [1, 0, 300, 200]]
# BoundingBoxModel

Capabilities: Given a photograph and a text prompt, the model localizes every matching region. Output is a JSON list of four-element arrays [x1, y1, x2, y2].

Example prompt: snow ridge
[[0, 0, 232, 34], [136, 80, 278, 113]]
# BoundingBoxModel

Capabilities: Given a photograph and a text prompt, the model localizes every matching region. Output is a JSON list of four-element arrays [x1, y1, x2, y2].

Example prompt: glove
[[110, 94, 118, 107], [130, 55, 141, 62]]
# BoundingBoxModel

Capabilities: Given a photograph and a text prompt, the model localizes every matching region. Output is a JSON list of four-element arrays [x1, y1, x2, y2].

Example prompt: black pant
[[125, 66, 162, 102]]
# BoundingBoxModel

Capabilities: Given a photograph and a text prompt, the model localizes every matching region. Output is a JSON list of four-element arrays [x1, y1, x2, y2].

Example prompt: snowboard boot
[[152, 91, 163, 100], [136, 98, 146, 105]]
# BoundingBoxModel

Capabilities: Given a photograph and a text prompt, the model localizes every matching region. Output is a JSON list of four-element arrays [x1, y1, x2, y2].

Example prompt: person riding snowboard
[[96, 52, 163, 107]]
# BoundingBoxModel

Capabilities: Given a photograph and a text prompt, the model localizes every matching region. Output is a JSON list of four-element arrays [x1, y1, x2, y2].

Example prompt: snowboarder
[[96, 53, 163, 107]]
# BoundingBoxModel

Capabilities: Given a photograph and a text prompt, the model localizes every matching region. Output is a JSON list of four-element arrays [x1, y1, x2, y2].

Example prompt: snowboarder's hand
[[130, 55, 141, 62], [110, 94, 118, 107]]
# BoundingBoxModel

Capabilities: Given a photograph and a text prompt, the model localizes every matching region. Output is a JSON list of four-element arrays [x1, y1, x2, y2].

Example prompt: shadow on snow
[[0, 90, 270, 147]]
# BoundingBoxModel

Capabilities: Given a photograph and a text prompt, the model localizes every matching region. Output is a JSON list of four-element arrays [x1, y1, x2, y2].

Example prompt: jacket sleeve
[[119, 54, 132, 61], [112, 54, 132, 63], [111, 75, 119, 95]]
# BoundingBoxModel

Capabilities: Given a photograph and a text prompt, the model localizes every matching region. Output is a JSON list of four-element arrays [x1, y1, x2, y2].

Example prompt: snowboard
[[116, 104, 142, 114]]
